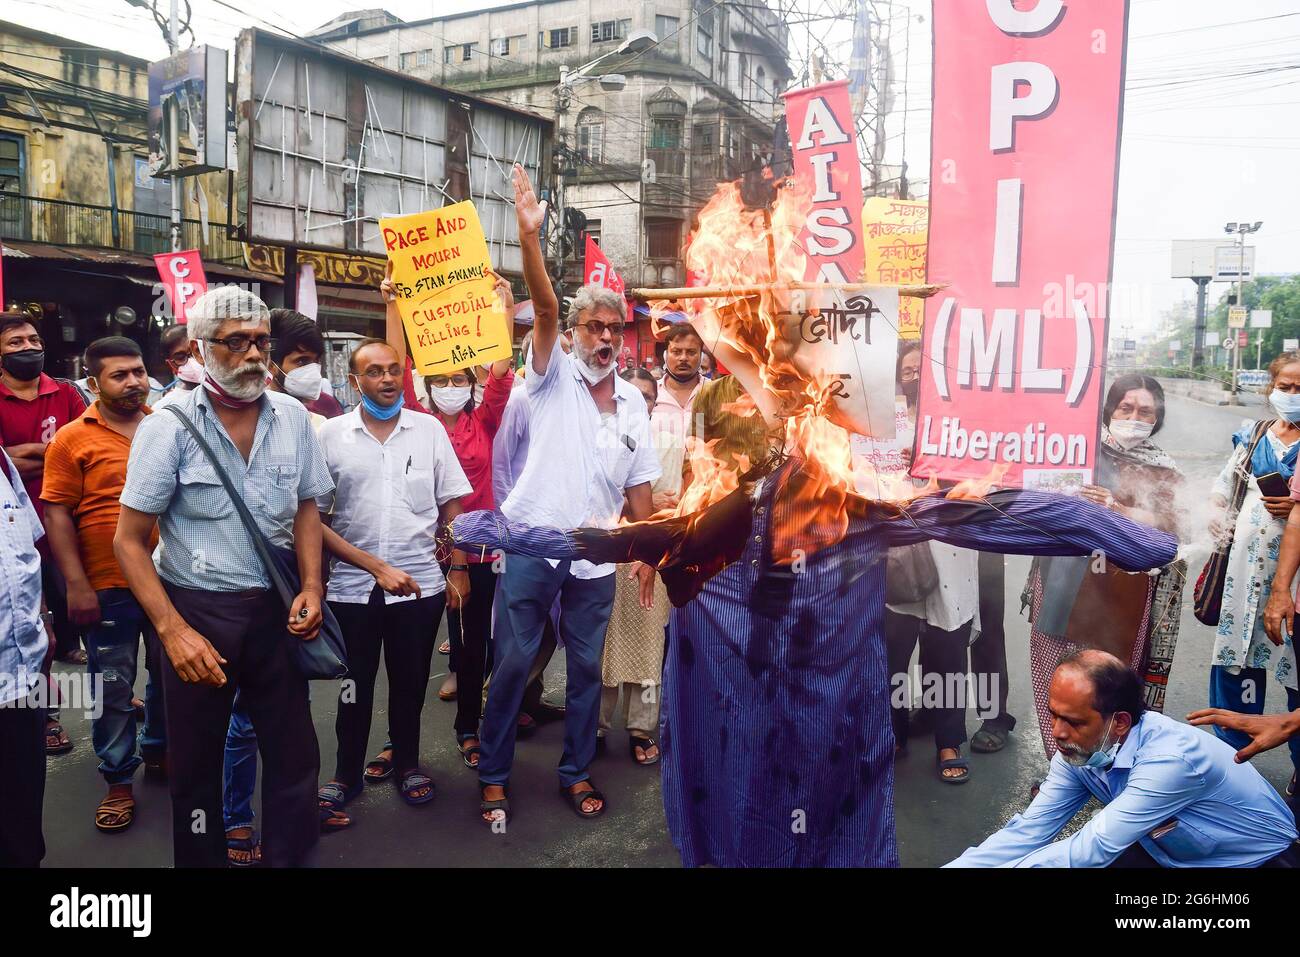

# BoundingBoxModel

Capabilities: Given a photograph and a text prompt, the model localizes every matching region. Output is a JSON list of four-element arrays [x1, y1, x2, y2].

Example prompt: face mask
[[1108, 419, 1154, 449], [1, 349, 45, 381], [666, 367, 699, 385], [899, 379, 919, 402], [281, 362, 323, 402], [430, 384, 471, 415], [575, 354, 616, 386], [89, 378, 148, 415], [1083, 715, 1121, 770], [473, 382, 486, 407], [360, 390, 404, 421], [1270, 390, 1300, 423], [176, 356, 204, 385]]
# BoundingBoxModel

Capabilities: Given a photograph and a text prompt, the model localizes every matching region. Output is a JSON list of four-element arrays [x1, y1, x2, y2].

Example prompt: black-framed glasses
[[206, 335, 275, 355], [356, 365, 404, 380], [429, 374, 471, 388], [574, 320, 626, 337]]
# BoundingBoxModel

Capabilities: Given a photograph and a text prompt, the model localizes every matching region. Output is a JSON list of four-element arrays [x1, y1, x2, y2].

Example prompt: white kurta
[[1211, 430, 1298, 690]]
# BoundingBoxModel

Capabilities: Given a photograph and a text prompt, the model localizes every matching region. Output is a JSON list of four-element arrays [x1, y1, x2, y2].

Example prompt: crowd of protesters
[[0, 163, 1297, 868]]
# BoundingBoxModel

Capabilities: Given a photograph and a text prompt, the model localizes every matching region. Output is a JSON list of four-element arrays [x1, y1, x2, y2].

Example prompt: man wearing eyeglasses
[[114, 286, 334, 868], [475, 165, 662, 826]]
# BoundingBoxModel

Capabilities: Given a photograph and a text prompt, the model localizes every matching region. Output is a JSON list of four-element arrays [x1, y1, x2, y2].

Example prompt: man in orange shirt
[[42, 337, 163, 833]]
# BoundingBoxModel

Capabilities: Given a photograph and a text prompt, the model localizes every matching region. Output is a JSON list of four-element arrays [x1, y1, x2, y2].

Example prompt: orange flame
[[656, 178, 948, 562]]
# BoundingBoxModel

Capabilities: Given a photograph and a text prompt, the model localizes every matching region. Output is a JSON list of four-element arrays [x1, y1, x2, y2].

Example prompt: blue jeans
[[84, 589, 164, 785], [1208, 664, 1300, 772], [479, 556, 615, 788], [222, 693, 258, 831]]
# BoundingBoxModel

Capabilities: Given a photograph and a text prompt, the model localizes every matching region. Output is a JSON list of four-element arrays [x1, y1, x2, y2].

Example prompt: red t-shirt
[[403, 360, 513, 561], [0, 374, 87, 519]]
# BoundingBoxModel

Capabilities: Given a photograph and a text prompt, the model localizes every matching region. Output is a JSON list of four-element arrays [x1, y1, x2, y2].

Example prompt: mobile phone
[[1256, 471, 1290, 498]]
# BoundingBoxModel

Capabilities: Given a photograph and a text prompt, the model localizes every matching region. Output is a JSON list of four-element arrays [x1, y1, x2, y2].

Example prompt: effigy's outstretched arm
[[878, 489, 1178, 572]]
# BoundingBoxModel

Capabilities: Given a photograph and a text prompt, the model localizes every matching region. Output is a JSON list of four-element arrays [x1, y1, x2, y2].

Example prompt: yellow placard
[[379, 201, 511, 373], [863, 197, 929, 340]]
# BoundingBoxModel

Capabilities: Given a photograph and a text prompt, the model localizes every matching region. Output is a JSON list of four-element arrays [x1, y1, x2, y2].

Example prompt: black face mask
[[1, 349, 45, 381], [899, 379, 919, 402], [666, 367, 699, 385]]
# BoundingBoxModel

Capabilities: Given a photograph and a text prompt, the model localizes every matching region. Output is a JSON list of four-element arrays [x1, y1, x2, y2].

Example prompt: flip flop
[[629, 735, 660, 766], [398, 769, 436, 806], [226, 828, 261, 868], [94, 792, 135, 832]]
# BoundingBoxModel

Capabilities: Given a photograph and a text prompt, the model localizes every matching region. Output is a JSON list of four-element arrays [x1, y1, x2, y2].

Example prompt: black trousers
[[162, 585, 319, 869], [970, 551, 1015, 730], [447, 563, 497, 737], [884, 609, 971, 751], [331, 587, 445, 784], [0, 697, 46, 867]]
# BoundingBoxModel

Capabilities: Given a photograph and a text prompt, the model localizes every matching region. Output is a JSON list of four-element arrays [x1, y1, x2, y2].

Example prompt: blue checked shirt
[[0, 450, 47, 705], [120, 387, 334, 592]]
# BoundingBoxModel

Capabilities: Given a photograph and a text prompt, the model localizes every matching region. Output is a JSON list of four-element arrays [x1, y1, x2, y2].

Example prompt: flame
[[945, 463, 1012, 501], [651, 178, 952, 563]]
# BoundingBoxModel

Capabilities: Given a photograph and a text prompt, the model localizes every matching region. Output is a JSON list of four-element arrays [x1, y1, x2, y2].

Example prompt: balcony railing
[[0, 192, 243, 265], [645, 148, 686, 177]]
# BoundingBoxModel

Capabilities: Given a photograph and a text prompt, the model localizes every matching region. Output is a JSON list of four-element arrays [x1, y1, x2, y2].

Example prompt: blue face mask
[[360, 390, 404, 421], [1083, 715, 1120, 770], [1270, 390, 1300, 423]]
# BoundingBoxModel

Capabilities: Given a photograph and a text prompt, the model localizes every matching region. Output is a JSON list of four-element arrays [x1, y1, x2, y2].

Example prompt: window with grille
[[651, 118, 682, 150], [645, 219, 680, 260], [577, 108, 604, 164], [591, 19, 629, 43], [697, 17, 713, 58], [490, 37, 511, 57], [444, 46, 456, 64], [461, 43, 476, 62], [656, 15, 679, 42], [542, 27, 575, 49], [418, 49, 432, 66]]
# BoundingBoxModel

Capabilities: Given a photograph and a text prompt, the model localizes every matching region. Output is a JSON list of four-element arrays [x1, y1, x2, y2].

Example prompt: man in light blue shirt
[[0, 448, 54, 866], [948, 649, 1298, 868]]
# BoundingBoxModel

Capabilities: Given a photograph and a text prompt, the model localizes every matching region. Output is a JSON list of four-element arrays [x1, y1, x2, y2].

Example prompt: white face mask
[[176, 356, 204, 385], [430, 384, 471, 415], [282, 362, 323, 402], [473, 382, 486, 407], [1108, 419, 1154, 449], [575, 354, 616, 385]]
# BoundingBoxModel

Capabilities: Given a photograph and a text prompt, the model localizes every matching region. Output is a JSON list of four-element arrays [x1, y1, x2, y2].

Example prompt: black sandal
[[937, 749, 971, 785], [480, 785, 509, 826], [971, 722, 1011, 753], [226, 828, 261, 868], [457, 734, 482, 770], [398, 769, 435, 806], [628, 734, 660, 766], [363, 752, 394, 783], [560, 780, 606, 818]]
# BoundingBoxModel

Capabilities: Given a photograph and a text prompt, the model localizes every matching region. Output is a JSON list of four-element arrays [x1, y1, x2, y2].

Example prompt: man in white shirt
[[315, 338, 472, 813], [477, 165, 661, 826]]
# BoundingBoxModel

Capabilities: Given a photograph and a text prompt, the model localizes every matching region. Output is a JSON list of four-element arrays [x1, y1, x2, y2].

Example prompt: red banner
[[153, 249, 208, 324], [914, 0, 1129, 488], [781, 78, 867, 283]]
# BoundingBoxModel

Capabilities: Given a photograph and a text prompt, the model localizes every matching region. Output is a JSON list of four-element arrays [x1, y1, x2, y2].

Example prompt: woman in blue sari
[[1208, 352, 1300, 795]]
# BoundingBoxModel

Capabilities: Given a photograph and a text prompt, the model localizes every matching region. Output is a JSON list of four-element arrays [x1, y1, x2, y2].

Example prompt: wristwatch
[[449, 564, 469, 572]]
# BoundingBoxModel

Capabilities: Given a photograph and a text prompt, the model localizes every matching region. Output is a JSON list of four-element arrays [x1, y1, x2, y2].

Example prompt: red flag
[[153, 250, 208, 324], [583, 233, 633, 326]]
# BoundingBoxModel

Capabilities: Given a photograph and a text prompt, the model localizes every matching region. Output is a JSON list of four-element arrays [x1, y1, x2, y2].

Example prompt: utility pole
[[1224, 219, 1262, 399], [167, 0, 182, 253]]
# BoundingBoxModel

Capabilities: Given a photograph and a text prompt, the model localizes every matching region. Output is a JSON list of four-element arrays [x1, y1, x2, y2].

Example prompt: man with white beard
[[476, 164, 661, 826], [114, 286, 333, 867]]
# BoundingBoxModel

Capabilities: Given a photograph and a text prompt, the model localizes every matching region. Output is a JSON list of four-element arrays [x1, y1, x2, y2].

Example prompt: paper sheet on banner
[[851, 398, 910, 497], [863, 197, 928, 340], [379, 201, 511, 374], [787, 284, 900, 440]]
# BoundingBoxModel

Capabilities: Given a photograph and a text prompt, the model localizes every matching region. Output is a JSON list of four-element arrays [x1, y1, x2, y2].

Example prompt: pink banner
[[153, 249, 208, 324], [782, 78, 867, 283], [913, 0, 1129, 488]]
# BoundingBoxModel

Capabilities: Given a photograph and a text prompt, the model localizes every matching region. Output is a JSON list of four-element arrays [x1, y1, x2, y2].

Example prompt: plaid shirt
[[120, 387, 333, 592]]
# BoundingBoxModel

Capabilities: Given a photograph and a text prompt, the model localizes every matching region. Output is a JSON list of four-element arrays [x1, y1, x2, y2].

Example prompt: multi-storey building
[[313, 2, 790, 317]]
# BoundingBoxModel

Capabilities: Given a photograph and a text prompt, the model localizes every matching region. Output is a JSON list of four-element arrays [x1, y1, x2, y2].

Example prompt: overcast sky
[[9, 0, 1298, 333]]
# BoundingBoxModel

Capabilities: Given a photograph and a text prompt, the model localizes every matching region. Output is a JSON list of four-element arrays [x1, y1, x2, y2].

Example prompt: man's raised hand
[[513, 162, 546, 237]]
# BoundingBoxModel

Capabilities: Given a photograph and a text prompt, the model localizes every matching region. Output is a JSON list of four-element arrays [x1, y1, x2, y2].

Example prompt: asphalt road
[[40, 391, 1296, 868]]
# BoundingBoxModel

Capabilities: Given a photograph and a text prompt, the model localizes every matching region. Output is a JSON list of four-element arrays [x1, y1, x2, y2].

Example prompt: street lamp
[[558, 29, 658, 97], [1223, 219, 1263, 397]]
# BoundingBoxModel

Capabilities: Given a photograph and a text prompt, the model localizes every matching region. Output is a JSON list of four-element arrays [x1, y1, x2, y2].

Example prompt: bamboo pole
[[629, 282, 945, 301]]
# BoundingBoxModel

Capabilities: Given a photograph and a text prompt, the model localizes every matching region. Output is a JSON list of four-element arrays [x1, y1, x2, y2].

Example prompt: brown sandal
[[94, 792, 135, 832], [45, 722, 73, 755]]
